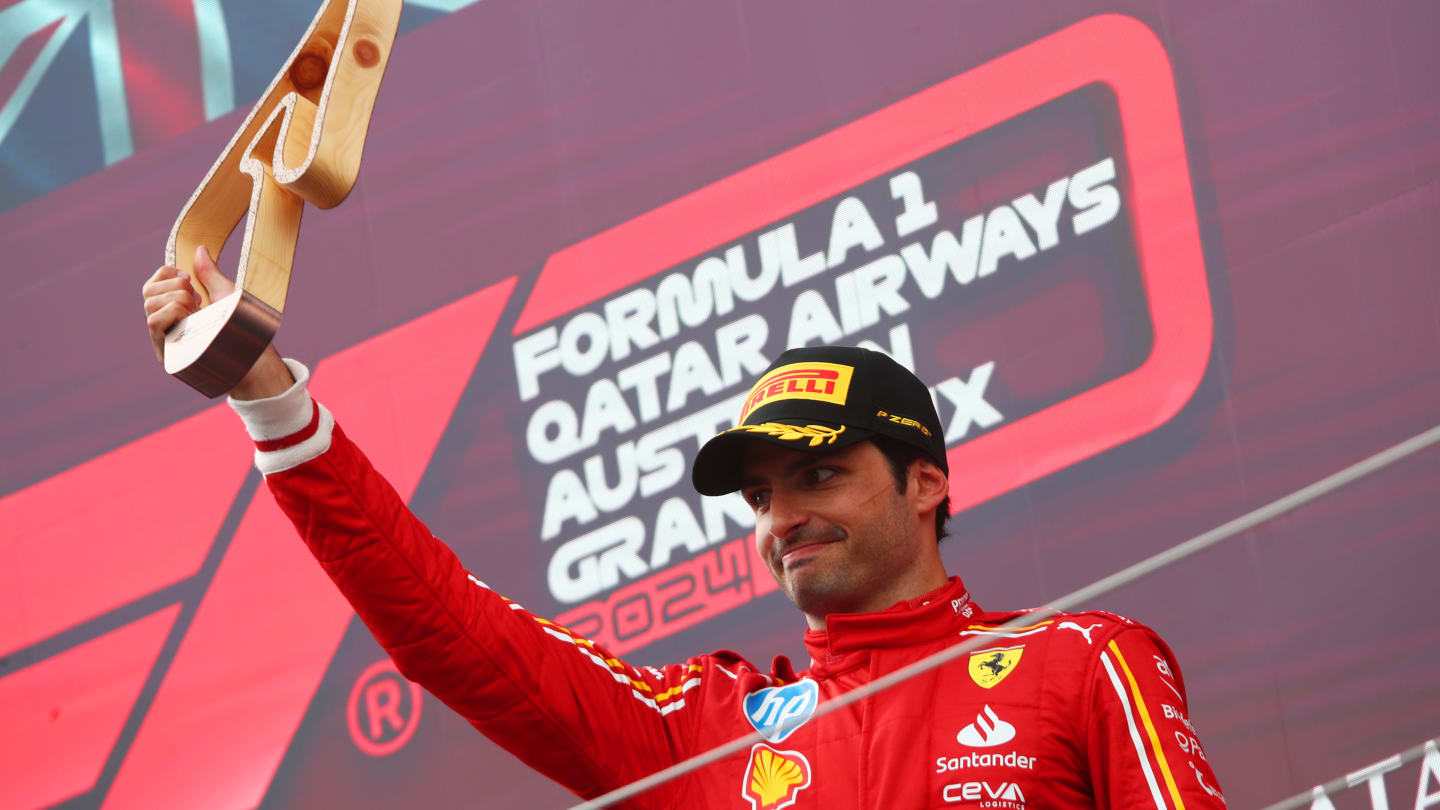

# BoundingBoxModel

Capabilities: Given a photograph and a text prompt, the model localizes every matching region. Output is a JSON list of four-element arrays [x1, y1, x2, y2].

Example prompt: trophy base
[[164, 290, 283, 399]]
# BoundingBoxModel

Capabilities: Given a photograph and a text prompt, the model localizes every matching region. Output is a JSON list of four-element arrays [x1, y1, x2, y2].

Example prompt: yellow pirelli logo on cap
[[739, 362, 854, 422]]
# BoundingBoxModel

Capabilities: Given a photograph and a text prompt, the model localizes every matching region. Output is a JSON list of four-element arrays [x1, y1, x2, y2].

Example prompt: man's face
[[738, 440, 930, 620]]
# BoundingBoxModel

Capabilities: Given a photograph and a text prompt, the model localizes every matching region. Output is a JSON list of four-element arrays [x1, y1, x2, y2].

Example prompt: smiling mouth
[[774, 527, 846, 568], [778, 539, 839, 566]]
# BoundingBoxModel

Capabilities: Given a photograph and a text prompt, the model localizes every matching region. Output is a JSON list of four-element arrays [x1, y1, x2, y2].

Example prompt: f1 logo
[[0, 279, 515, 809]]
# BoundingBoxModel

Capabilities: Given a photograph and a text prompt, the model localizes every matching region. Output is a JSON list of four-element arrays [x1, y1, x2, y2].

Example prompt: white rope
[[566, 423, 1440, 810], [1254, 737, 1438, 810]]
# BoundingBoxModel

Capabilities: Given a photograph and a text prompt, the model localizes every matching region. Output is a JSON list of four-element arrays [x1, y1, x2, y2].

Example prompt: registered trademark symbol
[[347, 658, 422, 756]]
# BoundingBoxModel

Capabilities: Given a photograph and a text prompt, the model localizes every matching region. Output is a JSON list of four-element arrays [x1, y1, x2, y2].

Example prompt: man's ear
[[909, 458, 949, 515]]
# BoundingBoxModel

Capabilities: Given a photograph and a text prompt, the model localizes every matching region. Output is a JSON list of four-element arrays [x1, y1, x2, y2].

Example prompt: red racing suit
[[231, 362, 1227, 809]]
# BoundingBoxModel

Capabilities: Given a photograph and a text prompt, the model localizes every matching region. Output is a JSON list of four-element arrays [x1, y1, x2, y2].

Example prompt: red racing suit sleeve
[[230, 362, 700, 803], [1087, 626, 1227, 809]]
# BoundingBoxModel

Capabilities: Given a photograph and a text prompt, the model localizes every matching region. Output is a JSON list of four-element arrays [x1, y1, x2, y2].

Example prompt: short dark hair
[[869, 435, 951, 543]]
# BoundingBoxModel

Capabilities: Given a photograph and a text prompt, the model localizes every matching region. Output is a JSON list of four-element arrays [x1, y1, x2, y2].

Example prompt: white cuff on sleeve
[[227, 358, 335, 475], [227, 358, 314, 441]]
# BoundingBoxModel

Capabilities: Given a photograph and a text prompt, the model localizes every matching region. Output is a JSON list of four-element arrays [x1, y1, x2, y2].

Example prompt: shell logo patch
[[738, 362, 854, 422], [968, 645, 1024, 689], [741, 743, 813, 810]]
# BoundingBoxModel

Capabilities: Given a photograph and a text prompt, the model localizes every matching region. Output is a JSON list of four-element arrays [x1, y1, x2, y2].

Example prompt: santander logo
[[957, 705, 1016, 747]]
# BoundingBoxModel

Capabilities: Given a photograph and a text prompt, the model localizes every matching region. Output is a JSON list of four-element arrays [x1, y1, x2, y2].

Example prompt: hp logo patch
[[743, 679, 819, 743]]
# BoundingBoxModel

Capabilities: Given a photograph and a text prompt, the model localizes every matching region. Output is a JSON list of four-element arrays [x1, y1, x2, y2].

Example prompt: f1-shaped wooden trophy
[[163, 0, 402, 397]]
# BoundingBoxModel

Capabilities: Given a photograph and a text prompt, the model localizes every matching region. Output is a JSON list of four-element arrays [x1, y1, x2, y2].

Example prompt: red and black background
[[1, 1, 1437, 808]]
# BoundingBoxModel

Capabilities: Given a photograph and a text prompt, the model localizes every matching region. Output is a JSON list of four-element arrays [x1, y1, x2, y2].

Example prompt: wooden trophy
[[162, 0, 403, 397]]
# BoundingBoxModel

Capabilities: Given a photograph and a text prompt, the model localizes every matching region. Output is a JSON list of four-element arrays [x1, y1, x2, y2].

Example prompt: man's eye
[[744, 489, 770, 509], [805, 467, 836, 485]]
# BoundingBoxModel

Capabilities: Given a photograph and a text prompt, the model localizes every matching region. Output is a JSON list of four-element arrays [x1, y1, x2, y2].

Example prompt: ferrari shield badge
[[968, 646, 1023, 689]]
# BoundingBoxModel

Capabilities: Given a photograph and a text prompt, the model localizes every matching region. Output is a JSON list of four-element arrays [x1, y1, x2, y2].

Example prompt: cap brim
[[690, 419, 874, 496]]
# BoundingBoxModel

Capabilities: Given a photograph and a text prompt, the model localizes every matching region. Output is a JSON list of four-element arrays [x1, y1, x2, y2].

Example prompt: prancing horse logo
[[968, 646, 1023, 689], [980, 653, 1009, 677]]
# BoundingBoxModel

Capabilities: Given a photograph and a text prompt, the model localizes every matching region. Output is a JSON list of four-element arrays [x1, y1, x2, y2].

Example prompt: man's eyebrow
[[738, 448, 846, 490], [783, 453, 831, 477], [752, 451, 843, 484]]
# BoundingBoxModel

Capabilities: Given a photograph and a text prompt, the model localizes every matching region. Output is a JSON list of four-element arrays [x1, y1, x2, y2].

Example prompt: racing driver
[[144, 248, 1227, 808]]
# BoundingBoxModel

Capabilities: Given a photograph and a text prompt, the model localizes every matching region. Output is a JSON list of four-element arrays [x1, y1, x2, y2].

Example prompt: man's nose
[[766, 490, 809, 542]]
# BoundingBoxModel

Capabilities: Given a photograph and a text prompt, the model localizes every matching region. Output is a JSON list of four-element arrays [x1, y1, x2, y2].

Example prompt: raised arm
[[229, 369, 703, 799], [142, 256, 705, 804]]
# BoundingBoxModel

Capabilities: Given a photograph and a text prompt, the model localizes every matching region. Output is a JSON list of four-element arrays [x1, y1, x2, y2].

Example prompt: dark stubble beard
[[782, 495, 916, 619]]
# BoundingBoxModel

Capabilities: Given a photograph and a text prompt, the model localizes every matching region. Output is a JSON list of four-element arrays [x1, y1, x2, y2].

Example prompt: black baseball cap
[[691, 346, 948, 495]]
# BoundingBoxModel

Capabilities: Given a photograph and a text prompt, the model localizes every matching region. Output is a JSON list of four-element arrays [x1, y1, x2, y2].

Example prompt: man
[[143, 248, 1227, 808]]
